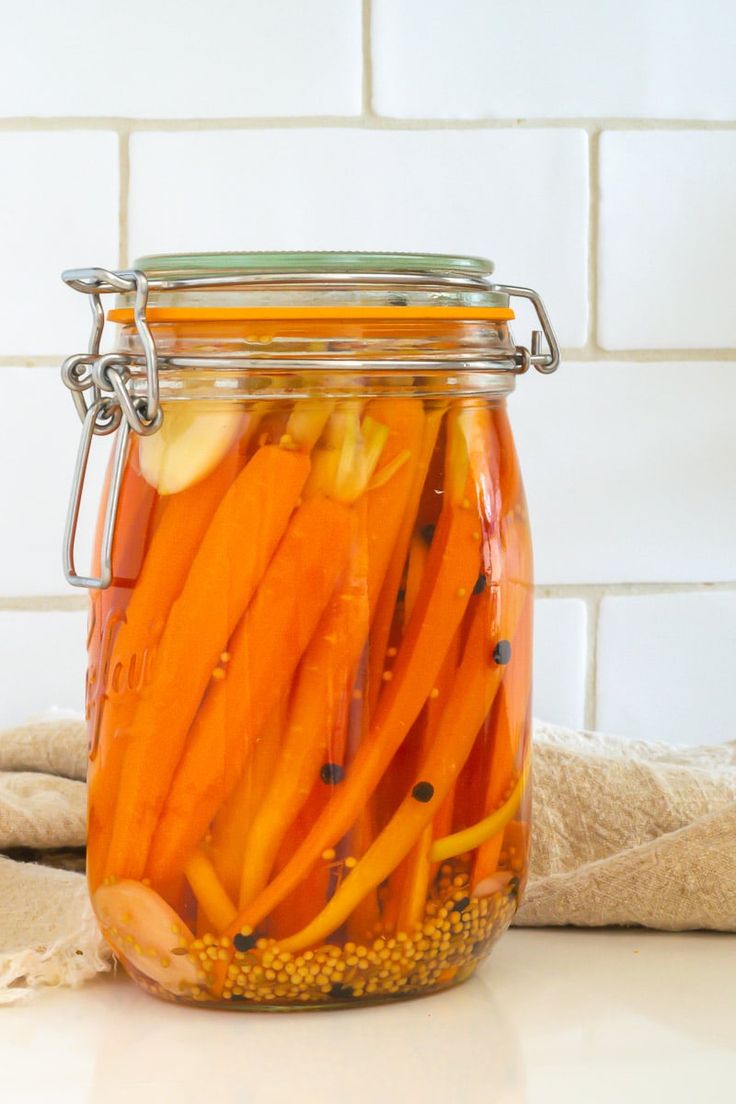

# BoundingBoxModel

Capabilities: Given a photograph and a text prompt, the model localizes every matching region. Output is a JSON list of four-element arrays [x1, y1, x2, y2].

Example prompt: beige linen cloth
[[0, 713, 734, 1003]]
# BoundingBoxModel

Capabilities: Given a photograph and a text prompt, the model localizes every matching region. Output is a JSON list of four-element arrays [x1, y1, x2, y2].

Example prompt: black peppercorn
[[411, 781, 435, 803], [233, 932, 257, 952], [320, 762, 345, 785], [493, 639, 512, 665], [330, 983, 355, 999]]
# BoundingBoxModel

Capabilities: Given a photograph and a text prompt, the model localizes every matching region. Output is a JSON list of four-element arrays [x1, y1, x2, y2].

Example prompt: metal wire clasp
[[61, 268, 163, 589], [493, 285, 560, 374]]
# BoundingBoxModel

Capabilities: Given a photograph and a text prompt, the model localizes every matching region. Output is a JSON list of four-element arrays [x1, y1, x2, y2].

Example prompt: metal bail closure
[[493, 285, 560, 374], [63, 398, 129, 590], [61, 267, 163, 589]]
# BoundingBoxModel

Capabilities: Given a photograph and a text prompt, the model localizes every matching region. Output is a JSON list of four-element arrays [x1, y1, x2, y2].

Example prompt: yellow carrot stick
[[208, 695, 289, 901], [394, 823, 433, 933], [103, 444, 310, 881], [185, 849, 237, 932], [430, 756, 531, 862]]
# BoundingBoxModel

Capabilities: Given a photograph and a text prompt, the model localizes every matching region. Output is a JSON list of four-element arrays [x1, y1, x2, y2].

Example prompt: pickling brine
[[61, 252, 557, 1009]]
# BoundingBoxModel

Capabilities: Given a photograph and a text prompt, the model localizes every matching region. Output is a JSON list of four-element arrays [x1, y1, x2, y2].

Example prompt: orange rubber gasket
[[107, 305, 515, 323]]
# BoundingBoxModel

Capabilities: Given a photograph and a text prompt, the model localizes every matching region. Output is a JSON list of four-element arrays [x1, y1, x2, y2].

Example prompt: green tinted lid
[[133, 251, 495, 280]]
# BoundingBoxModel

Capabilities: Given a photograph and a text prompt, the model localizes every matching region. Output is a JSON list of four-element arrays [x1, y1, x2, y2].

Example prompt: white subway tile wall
[[599, 132, 736, 349], [511, 362, 736, 584], [0, 132, 119, 355], [1, 1, 734, 743], [0, 369, 108, 596], [372, 0, 736, 121], [597, 594, 736, 746], [0, 611, 87, 727], [0, 1, 363, 118], [129, 128, 589, 346], [533, 600, 588, 729]]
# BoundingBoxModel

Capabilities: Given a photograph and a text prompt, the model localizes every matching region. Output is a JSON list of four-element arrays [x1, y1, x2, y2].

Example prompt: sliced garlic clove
[[139, 406, 244, 495], [94, 879, 204, 995]]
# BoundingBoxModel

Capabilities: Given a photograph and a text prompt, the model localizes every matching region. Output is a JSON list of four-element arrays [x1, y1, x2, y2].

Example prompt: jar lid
[[107, 250, 514, 323], [132, 250, 495, 280]]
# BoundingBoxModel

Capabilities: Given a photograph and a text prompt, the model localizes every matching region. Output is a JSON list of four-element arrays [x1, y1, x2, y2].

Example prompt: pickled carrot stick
[[101, 423, 253, 690], [267, 783, 333, 941], [225, 490, 482, 939], [237, 508, 368, 907], [89, 437, 249, 885], [103, 445, 311, 881], [404, 532, 428, 622], [472, 589, 533, 887], [394, 630, 462, 933], [367, 407, 444, 710], [344, 802, 381, 942], [394, 823, 433, 933], [274, 588, 529, 954], [145, 494, 353, 889], [493, 405, 523, 513], [358, 406, 496, 934], [87, 435, 155, 746], [237, 400, 424, 906], [208, 696, 289, 901], [430, 756, 531, 863], [185, 849, 237, 932]]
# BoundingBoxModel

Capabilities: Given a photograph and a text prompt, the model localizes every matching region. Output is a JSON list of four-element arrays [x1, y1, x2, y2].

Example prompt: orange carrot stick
[[267, 783, 334, 941], [404, 532, 428, 622], [367, 407, 444, 710], [88, 438, 249, 886], [103, 444, 311, 881], [274, 585, 530, 953], [236, 400, 425, 905], [145, 494, 353, 891], [225, 471, 482, 938], [394, 629, 462, 933], [472, 590, 533, 888]]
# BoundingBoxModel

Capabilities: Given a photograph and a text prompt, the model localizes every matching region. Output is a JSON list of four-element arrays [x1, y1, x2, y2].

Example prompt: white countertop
[[3, 928, 734, 1104]]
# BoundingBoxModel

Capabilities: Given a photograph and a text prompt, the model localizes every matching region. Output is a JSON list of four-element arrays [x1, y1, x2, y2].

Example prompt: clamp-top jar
[[60, 252, 558, 1010]]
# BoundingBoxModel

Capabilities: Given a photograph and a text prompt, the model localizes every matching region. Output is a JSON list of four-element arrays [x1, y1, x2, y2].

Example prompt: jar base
[[128, 956, 485, 1013], [113, 882, 518, 1012]]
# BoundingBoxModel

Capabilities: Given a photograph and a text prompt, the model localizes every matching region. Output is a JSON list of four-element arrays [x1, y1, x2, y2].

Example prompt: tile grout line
[[587, 129, 601, 353], [361, 0, 375, 119], [5, 581, 734, 614], [559, 348, 736, 362], [535, 581, 736, 598], [2, 349, 736, 368], [582, 592, 601, 730], [0, 596, 87, 612], [1, 116, 736, 133], [117, 129, 131, 269]]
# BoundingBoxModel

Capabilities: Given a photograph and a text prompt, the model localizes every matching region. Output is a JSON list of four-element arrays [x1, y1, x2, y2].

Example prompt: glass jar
[[60, 252, 558, 1009]]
